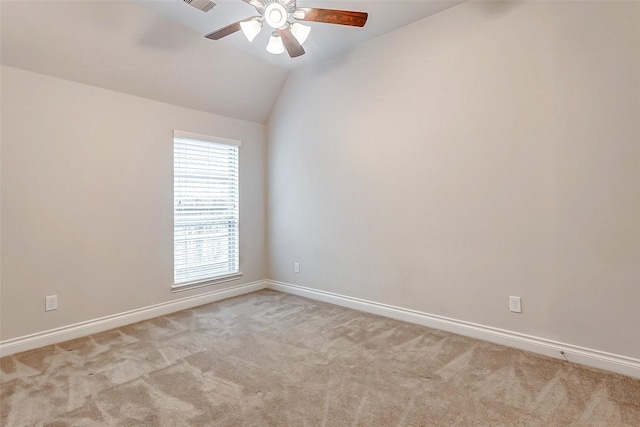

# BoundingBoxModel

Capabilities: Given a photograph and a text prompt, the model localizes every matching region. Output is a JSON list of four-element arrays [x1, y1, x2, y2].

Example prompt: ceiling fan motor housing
[[262, 0, 296, 13]]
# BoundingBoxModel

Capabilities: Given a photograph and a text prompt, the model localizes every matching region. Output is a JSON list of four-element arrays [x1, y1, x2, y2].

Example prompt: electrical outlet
[[509, 296, 521, 313], [45, 295, 58, 312], [294, 262, 300, 273]]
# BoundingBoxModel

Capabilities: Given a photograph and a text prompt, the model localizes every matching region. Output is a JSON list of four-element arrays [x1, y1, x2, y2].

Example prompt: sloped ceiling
[[133, 0, 465, 69], [1, 0, 289, 123], [1, 0, 464, 123]]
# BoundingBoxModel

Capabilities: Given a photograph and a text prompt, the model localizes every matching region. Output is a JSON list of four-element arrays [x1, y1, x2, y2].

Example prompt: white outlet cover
[[509, 296, 522, 313], [45, 295, 58, 311]]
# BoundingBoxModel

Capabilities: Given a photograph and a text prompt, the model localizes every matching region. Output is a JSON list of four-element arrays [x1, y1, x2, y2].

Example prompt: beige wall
[[0, 66, 267, 340], [267, 1, 640, 359], [2, 1, 639, 363]]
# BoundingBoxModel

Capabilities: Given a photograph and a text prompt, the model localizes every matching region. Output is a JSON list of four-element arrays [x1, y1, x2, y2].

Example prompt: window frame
[[172, 130, 242, 292]]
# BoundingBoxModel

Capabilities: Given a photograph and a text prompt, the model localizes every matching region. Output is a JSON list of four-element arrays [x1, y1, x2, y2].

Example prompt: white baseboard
[[4, 279, 638, 380], [0, 280, 268, 358], [267, 280, 640, 379]]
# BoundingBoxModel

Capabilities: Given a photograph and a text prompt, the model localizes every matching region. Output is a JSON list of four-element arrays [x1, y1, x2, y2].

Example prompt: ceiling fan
[[202, 0, 368, 58]]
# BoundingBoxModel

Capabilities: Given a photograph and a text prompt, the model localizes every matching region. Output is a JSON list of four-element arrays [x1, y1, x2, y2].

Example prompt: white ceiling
[[1, 0, 464, 123], [132, 0, 465, 69]]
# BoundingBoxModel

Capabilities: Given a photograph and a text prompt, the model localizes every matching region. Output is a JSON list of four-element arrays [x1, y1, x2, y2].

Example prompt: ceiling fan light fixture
[[266, 32, 285, 54], [240, 18, 262, 42], [264, 3, 288, 29], [290, 23, 311, 45], [201, 2, 369, 59]]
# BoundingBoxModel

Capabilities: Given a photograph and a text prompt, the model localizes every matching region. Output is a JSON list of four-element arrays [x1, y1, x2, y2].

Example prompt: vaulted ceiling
[[1, 0, 463, 123]]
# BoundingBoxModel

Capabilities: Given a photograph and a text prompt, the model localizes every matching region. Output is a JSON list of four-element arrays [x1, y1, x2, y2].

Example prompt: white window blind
[[173, 132, 240, 288]]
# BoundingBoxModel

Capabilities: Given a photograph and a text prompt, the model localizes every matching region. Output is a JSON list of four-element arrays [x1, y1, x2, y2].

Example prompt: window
[[173, 131, 241, 290]]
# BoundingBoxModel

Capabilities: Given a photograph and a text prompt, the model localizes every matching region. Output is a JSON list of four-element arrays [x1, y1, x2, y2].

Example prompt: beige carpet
[[1, 290, 639, 426]]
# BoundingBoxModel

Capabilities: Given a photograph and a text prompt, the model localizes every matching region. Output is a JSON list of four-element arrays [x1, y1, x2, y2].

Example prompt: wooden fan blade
[[205, 20, 244, 40], [293, 8, 368, 27], [278, 27, 305, 58]]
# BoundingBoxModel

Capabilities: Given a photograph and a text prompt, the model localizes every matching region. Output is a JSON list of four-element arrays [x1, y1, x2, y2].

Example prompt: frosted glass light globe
[[266, 32, 285, 54]]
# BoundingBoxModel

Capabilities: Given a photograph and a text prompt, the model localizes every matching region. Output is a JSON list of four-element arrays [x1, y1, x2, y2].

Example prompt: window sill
[[171, 272, 243, 293]]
